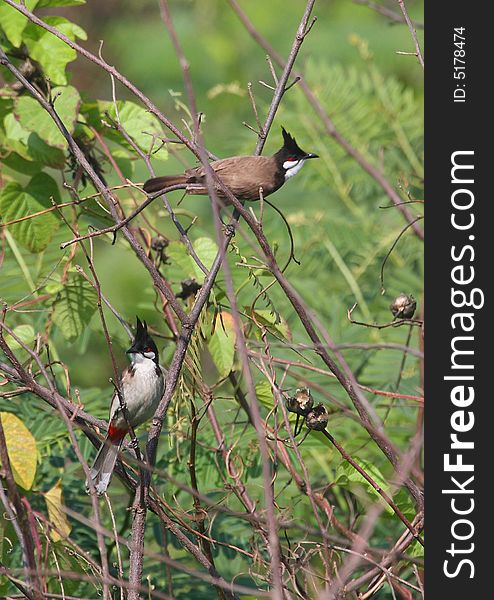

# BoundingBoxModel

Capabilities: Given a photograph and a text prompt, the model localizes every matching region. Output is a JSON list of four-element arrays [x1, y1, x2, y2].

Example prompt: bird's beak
[[126, 344, 137, 354], [305, 153, 319, 159]]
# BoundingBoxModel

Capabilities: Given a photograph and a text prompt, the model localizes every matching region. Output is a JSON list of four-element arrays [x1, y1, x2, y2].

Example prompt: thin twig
[[353, 0, 424, 29], [395, 0, 424, 68], [380, 216, 424, 294]]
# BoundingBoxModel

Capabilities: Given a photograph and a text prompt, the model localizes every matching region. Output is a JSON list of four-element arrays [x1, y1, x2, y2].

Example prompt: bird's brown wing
[[185, 156, 277, 200], [184, 156, 243, 180]]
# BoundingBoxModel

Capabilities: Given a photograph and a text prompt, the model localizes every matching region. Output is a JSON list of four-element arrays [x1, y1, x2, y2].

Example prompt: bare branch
[[395, 0, 425, 68]]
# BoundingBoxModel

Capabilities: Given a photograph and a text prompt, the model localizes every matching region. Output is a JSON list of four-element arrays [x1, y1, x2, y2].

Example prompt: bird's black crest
[[135, 315, 147, 335], [128, 316, 159, 361], [281, 127, 306, 156], [132, 316, 150, 348]]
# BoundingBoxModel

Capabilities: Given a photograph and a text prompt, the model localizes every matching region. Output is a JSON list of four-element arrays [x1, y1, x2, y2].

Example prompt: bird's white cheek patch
[[133, 352, 155, 363], [284, 159, 305, 180]]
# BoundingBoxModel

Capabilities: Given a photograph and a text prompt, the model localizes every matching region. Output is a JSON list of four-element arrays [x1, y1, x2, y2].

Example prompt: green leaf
[[166, 237, 218, 282], [335, 459, 393, 514], [2, 114, 66, 168], [255, 380, 274, 409], [192, 237, 218, 277], [0, 412, 37, 490], [250, 309, 291, 340], [0, 173, 61, 252], [407, 538, 424, 559], [254, 380, 302, 430], [0, 0, 39, 47], [0, 518, 16, 592], [4, 324, 35, 351], [0, 97, 13, 125], [99, 100, 168, 160], [52, 275, 98, 342], [37, 0, 86, 7], [207, 311, 236, 379], [0, 152, 42, 175], [14, 85, 81, 149], [47, 540, 89, 596], [166, 240, 197, 279], [24, 17, 87, 85], [45, 281, 64, 295], [112, 149, 134, 180], [393, 487, 417, 521]]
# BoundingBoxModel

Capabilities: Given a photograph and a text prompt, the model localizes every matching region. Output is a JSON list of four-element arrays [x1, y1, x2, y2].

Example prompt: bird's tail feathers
[[86, 434, 124, 495], [143, 175, 188, 194]]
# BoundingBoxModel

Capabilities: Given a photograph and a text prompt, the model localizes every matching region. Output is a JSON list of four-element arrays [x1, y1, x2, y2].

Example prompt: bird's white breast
[[110, 356, 165, 429]]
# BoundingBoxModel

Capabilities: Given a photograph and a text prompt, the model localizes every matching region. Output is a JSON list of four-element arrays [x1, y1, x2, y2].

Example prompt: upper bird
[[87, 317, 166, 495], [143, 127, 318, 201]]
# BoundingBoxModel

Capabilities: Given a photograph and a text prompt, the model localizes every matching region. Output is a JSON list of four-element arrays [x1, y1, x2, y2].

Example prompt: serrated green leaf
[[52, 275, 97, 342], [0, 173, 61, 252], [14, 86, 81, 148], [207, 311, 236, 380], [24, 17, 87, 85], [99, 100, 168, 160], [0, 412, 37, 490], [2, 114, 66, 168], [0, 0, 39, 47]]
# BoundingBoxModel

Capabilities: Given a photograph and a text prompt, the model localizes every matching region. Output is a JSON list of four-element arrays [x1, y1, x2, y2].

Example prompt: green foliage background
[[0, 0, 424, 597]]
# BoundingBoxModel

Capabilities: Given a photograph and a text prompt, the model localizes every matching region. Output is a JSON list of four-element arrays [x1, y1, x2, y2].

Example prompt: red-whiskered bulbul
[[143, 127, 319, 201], [87, 317, 166, 495]]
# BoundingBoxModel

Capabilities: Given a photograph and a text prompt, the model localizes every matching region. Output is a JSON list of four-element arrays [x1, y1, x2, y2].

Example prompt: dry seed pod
[[390, 293, 416, 320], [175, 279, 202, 300], [295, 387, 314, 414], [151, 235, 169, 253], [285, 387, 313, 416], [305, 404, 329, 431], [151, 235, 169, 265]]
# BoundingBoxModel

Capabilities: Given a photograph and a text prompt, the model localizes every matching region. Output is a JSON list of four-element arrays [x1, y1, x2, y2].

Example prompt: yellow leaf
[[0, 412, 37, 490], [44, 480, 71, 541]]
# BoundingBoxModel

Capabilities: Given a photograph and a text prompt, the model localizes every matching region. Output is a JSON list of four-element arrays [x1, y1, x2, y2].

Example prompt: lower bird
[[143, 127, 318, 201], [87, 317, 166, 495]]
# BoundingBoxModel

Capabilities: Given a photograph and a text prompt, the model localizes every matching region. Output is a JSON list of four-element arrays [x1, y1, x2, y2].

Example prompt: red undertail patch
[[108, 423, 127, 442]]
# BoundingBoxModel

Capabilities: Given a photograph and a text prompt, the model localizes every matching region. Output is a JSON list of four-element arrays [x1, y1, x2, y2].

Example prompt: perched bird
[[87, 317, 166, 495], [143, 127, 319, 201]]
